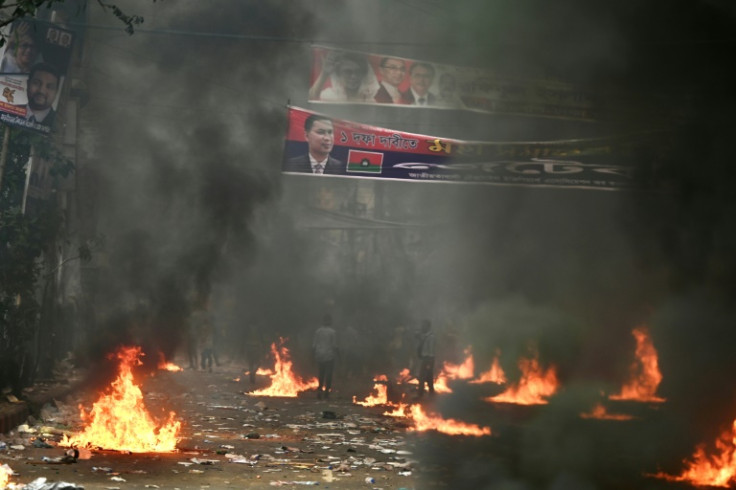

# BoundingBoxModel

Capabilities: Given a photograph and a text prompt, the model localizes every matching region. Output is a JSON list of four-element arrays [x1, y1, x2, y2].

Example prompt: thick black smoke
[[70, 1, 736, 487]]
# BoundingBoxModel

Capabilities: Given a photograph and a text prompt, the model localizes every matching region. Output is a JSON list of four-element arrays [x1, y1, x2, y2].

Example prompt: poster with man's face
[[0, 18, 75, 136]]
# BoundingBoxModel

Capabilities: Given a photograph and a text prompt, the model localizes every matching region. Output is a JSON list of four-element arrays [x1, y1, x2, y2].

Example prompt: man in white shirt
[[284, 114, 344, 175]]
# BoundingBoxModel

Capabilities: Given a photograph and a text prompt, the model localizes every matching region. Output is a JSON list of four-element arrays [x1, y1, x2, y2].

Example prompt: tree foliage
[[0, 0, 149, 41], [0, 128, 74, 389]]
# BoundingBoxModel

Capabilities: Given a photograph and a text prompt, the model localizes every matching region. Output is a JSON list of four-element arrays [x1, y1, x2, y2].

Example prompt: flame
[[485, 355, 558, 405], [433, 374, 453, 393], [157, 352, 183, 372], [383, 402, 410, 417], [384, 403, 491, 436], [580, 402, 634, 421], [397, 368, 418, 385], [250, 339, 318, 397], [243, 367, 274, 378], [609, 326, 666, 403], [353, 375, 389, 406], [654, 419, 736, 487], [469, 354, 507, 384], [441, 349, 475, 380], [0, 464, 12, 487], [60, 346, 181, 453], [430, 349, 476, 394]]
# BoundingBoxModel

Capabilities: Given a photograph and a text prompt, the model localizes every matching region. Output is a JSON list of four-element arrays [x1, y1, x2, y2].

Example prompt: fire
[[654, 418, 736, 487], [441, 349, 475, 380], [0, 464, 12, 487], [353, 375, 389, 406], [609, 326, 666, 403], [383, 402, 410, 418], [469, 354, 507, 384], [384, 403, 491, 436], [433, 374, 453, 393], [397, 368, 417, 384], [431, 348, 476, 394], [249, 339, 318, 397], [580, 402, 634, 421], [157, 352, 183, 372], [484, 355, 558, 405], [60, 346, 181, 453]]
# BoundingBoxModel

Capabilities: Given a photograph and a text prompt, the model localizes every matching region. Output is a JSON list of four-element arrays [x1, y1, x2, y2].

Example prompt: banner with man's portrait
[[282, 106, 657, 191], [0, 18, 75, 136], [308, 45, 598, 121]]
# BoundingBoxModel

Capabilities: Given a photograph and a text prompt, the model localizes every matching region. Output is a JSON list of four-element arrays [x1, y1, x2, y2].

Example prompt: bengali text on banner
[[281, 106, 659, 191]]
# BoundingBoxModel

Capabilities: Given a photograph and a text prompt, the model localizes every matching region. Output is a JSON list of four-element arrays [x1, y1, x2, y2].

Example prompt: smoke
[[76, 1, 317, 366], [68, 0, 736, 487]]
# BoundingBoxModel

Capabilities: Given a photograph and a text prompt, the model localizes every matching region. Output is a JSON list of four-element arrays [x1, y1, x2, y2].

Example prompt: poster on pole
[[282, 106, 657, 191], [0, 18, 75, 136], [308, 45, 598, 121]]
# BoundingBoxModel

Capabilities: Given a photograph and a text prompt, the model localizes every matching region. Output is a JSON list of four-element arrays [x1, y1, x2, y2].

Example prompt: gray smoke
[[68, 0, 736, 487]]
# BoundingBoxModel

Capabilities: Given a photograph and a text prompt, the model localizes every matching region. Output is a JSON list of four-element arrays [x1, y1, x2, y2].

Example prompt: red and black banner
[[282, 106, 659, 191]]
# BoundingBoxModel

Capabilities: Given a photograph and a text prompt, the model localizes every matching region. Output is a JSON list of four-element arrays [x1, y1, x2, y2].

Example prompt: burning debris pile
[[484, 352, 558, 405], [60, 346, 181, 453], [0, 324, 731, 488], [609, 326, 666, 403], [249, 338, 319, 397], [654, 418, 736, 487]]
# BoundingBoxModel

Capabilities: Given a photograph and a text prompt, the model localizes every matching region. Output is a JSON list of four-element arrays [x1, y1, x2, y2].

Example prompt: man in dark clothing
[[312, 313, 338, 399], [416, 319, 436, 397]]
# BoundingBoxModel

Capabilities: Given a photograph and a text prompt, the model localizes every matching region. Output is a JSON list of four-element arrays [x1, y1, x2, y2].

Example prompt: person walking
[[312, 313, 339, 399], [416, 319, 436, 397]]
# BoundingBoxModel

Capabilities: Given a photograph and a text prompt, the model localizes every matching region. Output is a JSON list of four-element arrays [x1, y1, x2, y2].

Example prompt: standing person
[[374, 57, 407, 104], [312, 313, 338, 399], [416, 319, 436, 397], [401, 62, 437, 106], [185, 314, 198, 370], [243, 318, 265, 384], [191, 305, 214, 372], [284, 114, 344, 175]]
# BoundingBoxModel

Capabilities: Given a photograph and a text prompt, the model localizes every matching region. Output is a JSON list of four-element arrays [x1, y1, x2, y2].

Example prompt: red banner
[[282, 106, 653, 191]]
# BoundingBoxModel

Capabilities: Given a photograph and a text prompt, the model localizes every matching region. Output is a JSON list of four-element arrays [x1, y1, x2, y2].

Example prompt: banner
[[0, 18, 75, 136], [308, 46, 598, 121], [282, 106, 656, 191]]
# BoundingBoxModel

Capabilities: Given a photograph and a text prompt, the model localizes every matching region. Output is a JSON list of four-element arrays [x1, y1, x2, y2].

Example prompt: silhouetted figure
[[191, 306, 214, 372], [243, 320, 265, 384], [313, 313, 338, 399], [416, 319, 436, 397]]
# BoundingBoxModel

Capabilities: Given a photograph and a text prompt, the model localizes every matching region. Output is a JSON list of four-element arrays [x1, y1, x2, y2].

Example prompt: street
[[1, 359, 428, 489], [0, 352, 707, 490]]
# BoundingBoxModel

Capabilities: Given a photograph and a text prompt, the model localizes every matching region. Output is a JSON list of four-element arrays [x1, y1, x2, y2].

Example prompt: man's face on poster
[[337, 59, 364, 92], [410, 64, 434, 96], [381, 59, 406, 87], [306, 119, 334, 158], [15, 34, 39, 71], [27, 69, 59, 111]]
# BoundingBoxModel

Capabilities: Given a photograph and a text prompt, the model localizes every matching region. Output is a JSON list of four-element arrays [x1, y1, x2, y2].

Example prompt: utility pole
[[0, 124, 11, 204]]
